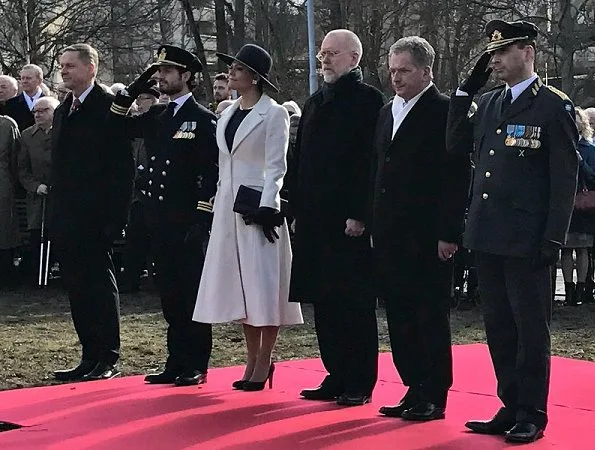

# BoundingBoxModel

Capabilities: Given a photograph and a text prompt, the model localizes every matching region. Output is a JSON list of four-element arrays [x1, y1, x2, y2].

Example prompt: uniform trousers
[[382, 258, 453, 407], [120, 201, 150, 286], [475, 252, 551, 414], [313, 297, 378, 396], [57, 242, 120, 365], [151, 221, 212, 373]]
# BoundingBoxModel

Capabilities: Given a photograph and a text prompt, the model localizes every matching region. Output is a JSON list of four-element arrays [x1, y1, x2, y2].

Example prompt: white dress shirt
[[391, 82, 434, 138], [169, 92, 193, 116], [24, 88, 43, 110]]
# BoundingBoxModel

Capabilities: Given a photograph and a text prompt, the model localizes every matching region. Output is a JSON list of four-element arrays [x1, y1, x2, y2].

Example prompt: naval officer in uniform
[[110, 45, 218, 386], [446, 20, 578, 443]]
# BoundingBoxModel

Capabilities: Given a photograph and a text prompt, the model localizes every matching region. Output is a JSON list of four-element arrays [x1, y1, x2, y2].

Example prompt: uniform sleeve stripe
[[197, 201, 213, 213]]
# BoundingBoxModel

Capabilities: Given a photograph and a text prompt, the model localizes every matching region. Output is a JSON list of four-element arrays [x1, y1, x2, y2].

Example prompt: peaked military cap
[[216, 44, 279, 92], [153, 45, 203, 73], [484, 20, 539, 53]]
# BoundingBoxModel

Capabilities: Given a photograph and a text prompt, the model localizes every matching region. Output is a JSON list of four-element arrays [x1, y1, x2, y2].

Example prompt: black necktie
[[501, 89, 512, 114], [69, 98, 81, 117], [166, 102, 176, 118]]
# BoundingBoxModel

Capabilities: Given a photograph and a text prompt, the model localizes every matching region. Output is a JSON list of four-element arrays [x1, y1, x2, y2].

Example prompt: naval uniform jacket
[[110, 94, 218, 229], [446, 77, 578, 257]]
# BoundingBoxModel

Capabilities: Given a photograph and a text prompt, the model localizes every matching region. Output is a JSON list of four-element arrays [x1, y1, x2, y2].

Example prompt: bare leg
[[242, 324, 262, 381], [250, 326, 280, 382]]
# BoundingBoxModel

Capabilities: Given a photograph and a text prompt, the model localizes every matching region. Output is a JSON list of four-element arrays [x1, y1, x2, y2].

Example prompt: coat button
[[158, 196, 164, 201], [482, 193, 488, 199], [151, 156, 155, 161], [149, 168, 153, 173], [496, 129, 502, 134], [166, 160, 171, 165], [162, 171, 167, 176], [148, 192, 152, 197], [489, 149, 495, 156], [148, 180, 152, 185], [160, 184, 164, 189], [485, 172, 491, 178]]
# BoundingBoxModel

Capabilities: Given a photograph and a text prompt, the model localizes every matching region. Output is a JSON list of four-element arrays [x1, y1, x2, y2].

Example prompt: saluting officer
[[110, 45, 218, 387], [447, 20, 578, 443]]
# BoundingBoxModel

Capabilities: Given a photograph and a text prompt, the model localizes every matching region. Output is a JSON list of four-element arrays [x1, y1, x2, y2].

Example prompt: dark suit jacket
[[372, 85, 470, 294], [4, 92, 42, 131], [109, 94, 218, 228], [49, 84, 134, 246], [447, 78, 578, 257]]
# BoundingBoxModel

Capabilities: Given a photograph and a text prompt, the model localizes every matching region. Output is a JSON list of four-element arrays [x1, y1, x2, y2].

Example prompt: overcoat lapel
[[230, 95, 273, 154]]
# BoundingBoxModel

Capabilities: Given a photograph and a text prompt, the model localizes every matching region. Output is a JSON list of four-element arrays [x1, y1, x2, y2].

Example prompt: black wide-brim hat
[[484, 20, 539, 53], [153, 45, 203, 73], [216, 44, 278, 92]]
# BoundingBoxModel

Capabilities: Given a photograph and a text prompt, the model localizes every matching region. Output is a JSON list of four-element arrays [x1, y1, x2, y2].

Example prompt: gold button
[[166, 160, 171, 165], [149, 168, 153, 173], [162, 171, 167, 176], [150, 156, 155, 161], [148, 192, 152, 197], [489, 150, 495, 156], [482, 193, 488, 199], [148, 180, 152, 185], [485, 172, 491, 178], [496, 129, 502, 134], [158, 196, 164, 201], [160, 184, 164, 189]]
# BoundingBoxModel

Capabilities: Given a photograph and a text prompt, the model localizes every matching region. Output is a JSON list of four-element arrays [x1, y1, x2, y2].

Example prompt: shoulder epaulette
[[531, 78, 544, 96], [545, 84, 570, 101]]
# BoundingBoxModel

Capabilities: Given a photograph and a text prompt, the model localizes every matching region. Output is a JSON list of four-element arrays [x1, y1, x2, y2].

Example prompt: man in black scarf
[[290, 29, 384, 406]]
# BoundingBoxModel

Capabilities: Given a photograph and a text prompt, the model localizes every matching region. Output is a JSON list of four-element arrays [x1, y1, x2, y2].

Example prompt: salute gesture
[[460, 53, 493, 96]]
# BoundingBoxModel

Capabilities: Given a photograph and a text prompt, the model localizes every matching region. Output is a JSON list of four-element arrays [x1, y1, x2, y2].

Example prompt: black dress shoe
[[300, 385, 341, 401], [54, 360, 98, 381], [379, 400, 416, 418], [465, 407, 516, 435], [336, 393, 371, 406], [174, 370, 207, 386], [144, 369, 181, 384], [505, 422, 545, 443], [81, 362, 121, 381], [401, 402, 445, 421]]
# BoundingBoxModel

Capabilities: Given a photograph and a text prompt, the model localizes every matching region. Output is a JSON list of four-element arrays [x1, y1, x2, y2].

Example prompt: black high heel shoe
[[232, 379, 248, 390], [243, 363, 275, 391]]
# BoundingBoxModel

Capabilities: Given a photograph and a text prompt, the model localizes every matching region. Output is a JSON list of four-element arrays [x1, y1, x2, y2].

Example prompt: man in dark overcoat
[[109, 45, 217, 386], [290, 29, 384, 406], [372, 37, 470, 421], [51, 44, 134, 381], [447, 20, 578, 443], [4, 64, 45, 132]]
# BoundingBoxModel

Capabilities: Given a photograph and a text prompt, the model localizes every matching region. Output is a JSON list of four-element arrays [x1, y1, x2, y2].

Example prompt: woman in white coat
[[193, 44, 302, 390]]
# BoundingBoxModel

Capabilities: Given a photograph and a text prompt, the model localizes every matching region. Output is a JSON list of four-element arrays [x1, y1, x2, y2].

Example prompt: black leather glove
[[535, 240, 561, 267], [243, 207, 284, 243], [460, 53, 493, 96], [126, 66, 158, 99]]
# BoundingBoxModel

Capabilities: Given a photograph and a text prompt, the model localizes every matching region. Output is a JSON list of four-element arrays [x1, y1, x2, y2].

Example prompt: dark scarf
[[321, 67, 363, 102]]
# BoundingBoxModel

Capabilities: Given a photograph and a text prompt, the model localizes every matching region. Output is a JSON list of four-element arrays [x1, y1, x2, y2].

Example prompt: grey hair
[[21, 64, 44, 80], [0, 75, 18, 91], [33, 96, 60, 110], [576, 107, 594, 141], [389, 36, 435, 70], [62, 43, 99, 69]]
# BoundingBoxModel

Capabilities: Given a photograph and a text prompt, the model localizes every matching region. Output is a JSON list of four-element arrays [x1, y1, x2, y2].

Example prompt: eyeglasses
[[315, 50, 350, 62]]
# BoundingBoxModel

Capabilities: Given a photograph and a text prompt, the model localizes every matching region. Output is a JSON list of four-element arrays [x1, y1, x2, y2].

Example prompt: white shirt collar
[[506, 73, 538, 103], [170, 92, 193, 116], [75, 84, 95, 104], [391, 82, 434, 138], [23, 88, 43, 110]]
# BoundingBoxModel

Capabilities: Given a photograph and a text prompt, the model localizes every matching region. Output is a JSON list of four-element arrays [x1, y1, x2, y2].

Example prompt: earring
[[252, 79, 258, 85]]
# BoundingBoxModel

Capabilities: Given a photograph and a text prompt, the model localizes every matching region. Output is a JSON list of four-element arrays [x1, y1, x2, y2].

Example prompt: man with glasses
[[290, 29, 384, 407], [18, 97, 60, 283]]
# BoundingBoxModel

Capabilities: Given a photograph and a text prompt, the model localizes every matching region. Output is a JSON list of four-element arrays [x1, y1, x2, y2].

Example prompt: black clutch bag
[[233, 185, 288, 216]]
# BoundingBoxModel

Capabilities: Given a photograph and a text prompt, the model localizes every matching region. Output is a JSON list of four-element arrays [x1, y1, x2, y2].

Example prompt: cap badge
[[491, 30, 503, 42], [158, 48, 167, 61]]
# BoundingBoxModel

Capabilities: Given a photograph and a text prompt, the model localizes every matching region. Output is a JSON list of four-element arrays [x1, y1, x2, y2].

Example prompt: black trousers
[[475, 252, 551, 414], [120, 202, 150, 286], [151, 222, 212, 373], [57, 242, 120, 365], [382, 257, 453, 407], [313, 298, 378, 396]]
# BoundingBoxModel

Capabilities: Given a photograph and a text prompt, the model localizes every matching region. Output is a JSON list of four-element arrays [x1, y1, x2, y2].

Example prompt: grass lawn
[[1, 281, 595, 391]]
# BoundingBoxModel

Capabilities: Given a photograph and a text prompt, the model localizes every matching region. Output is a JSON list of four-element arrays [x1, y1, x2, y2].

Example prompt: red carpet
[[0, 344, 592, 449]]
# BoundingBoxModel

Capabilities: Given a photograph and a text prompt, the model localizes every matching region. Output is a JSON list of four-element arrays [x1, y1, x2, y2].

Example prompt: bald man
[[290, 29, 384, 406]]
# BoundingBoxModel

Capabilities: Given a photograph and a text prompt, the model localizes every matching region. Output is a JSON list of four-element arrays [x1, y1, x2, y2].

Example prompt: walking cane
[[38, 195, 51, 287]]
